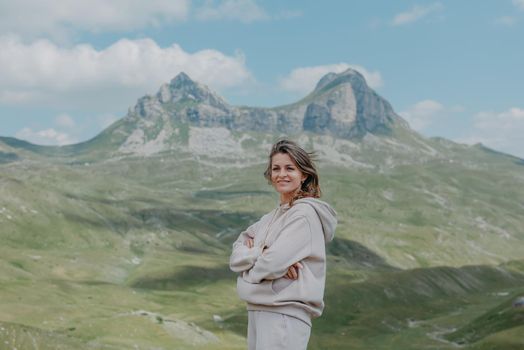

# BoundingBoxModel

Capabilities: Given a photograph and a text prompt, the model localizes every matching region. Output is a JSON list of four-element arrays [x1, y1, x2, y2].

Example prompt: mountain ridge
[[3, 69, 407, 153], [1, 69, 522, 166], [1, 71, 524, 350]]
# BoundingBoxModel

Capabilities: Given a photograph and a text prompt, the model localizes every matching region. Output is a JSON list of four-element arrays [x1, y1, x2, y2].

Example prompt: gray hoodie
[[229, 197, 337, 326]]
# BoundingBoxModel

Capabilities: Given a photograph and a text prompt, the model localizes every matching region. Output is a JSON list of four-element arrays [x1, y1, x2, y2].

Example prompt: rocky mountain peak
[[155, 72, 229, 109], [119, 69, 411, 155], [314, 68, 366, 92], [130, 72, 231, 121], [301, 68, 406, 138], [169, 71, 193, 86]]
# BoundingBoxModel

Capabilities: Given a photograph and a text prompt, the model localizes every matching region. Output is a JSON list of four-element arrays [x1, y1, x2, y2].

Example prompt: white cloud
[[456, 108, 524, 158], [0, 0, 189, 41], [392, 2, 444, 26], [0, 35, 253, 107], [55, 114, 76, 128], [195, 0, 301, 22], [279, 63, 383, 95], [513, 0, 524, 10], [0, 90, 41, 104], [196, 0, 269, 22], [473, 108, 524, 130], [15, 127, 76, 146], [0, 0, 297, 40], [399, 100, 444, 131]]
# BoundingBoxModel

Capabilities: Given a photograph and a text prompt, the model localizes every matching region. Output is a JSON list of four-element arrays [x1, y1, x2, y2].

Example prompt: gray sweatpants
[[247, 310, 311, 350]]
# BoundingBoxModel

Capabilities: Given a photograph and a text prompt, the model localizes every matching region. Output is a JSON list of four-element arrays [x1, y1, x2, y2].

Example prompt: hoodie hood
[[280, 197, 337, 242]]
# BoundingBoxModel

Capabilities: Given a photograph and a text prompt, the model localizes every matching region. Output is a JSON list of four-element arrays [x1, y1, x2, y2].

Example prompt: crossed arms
[[229, 214, 312, 283]]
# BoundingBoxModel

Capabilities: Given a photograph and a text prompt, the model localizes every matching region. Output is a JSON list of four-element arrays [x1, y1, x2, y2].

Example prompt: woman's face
[[271, 153, 307, 200]]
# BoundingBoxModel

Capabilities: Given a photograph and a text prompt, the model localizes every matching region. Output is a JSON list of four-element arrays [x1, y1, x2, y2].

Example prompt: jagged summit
[[313, 68, 367, 92], [0, 68, 418, 160], [166, 71, 210, 97], [155, 71, 229, 109], [169, 71, 193, 85], [4, 68, 520, 177], [126, 68, 408, 142], [5, 68, 417, 158], [298, 68, 406, 138]]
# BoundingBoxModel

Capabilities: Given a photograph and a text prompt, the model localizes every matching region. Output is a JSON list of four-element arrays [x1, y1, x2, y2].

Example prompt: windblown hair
[[264, 139, 321, 206]]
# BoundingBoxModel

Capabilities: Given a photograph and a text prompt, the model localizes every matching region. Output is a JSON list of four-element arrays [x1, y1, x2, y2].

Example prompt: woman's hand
[[284, 262, 303, 279], [244, 239, 267, 253]]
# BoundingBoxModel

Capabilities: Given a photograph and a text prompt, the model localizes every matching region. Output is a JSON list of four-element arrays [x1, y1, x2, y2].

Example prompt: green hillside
[[1, 130, 523, 349], [1, 69, 523, 348]]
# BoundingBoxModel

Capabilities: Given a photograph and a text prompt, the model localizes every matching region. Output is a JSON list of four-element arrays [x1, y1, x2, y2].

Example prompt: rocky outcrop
[[302, 69, 406, 138], [125, 69, 408, 142]]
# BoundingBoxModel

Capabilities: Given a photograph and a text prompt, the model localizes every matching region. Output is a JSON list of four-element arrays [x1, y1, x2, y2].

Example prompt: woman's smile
[[271, 153, 306, 203], [231, 139, 332, 349]]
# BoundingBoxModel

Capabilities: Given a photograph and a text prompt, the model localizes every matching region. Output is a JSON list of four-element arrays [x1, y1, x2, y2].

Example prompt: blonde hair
[[263, 139, 321, 206]]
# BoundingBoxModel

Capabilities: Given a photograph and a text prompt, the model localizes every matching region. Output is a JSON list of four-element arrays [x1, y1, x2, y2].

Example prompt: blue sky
[[1, 0, 523, 157]]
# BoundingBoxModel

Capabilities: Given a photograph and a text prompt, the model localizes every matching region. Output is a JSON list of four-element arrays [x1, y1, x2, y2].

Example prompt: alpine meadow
[[1, 69, 524, 349]]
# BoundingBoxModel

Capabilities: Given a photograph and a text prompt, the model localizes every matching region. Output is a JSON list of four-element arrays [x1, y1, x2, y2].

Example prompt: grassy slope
[[0, 117, 134, 161], [444, 292, 524, 345], [0, 136, 523, 348]]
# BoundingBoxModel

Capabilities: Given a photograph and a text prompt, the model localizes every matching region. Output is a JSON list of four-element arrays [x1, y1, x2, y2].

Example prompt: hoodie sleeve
[[241, 214, 312, 284], [229, 220, 265, 273]]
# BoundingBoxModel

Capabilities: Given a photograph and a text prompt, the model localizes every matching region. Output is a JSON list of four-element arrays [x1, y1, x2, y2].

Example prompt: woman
[[229, 139, 337, 350]]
